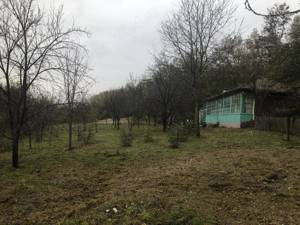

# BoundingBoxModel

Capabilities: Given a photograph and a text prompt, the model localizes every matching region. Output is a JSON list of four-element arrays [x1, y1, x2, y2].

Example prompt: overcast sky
[[42, 0, 299, 94]]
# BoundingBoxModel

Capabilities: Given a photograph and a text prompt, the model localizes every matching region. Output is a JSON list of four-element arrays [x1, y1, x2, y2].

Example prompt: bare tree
[[125, 75, 148, 128], [245, 0, 300, 16], [149, 55, 183, 132], [161, 0, 236, 137], [59, 47, 91, 150], [102, 89, 127, 129], [0, 0, 86, 167]]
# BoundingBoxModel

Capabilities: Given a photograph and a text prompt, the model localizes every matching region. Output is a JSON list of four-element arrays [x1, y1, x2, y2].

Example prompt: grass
[[0, 125, 300, 225]]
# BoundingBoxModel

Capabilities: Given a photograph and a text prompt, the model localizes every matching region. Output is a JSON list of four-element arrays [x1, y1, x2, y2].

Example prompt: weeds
[[144, 129, 155, 143], [120, 129, 133, 147], [168, 124, 189, 148]]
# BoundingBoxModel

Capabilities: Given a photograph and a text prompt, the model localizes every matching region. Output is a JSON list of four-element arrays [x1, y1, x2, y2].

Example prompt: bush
[[159, 208, 203, 225], [178, 125, 189, 142], [0, 137, 10, 153], [183, 121, 194, 135], [168, 126, 180, 149], [143, 207, 209, 225], [169, 133, 179, 149], [120, 129, 133, 147], [144, 129, 154, 143], [168, 124, 190, 149], [78, 127, 94, 146], [171, 124, 189, 143]]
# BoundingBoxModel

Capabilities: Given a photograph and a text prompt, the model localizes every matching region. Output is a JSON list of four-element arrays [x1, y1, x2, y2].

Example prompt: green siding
[[206, 114, 242, 126]]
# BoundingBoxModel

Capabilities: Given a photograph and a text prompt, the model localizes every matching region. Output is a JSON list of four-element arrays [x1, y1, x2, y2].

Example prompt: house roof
[[204, 87, 291, 102]]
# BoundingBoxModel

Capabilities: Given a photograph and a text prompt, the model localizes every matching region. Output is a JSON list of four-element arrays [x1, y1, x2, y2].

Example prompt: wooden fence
[[255, 116, 300, 135]]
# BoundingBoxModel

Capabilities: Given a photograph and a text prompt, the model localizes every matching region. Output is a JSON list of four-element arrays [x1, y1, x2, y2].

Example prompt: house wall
[[206, 114, 242, 128]]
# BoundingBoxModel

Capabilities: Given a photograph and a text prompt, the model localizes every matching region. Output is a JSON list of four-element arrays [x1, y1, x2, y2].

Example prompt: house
[[200, 88, 295, 128]]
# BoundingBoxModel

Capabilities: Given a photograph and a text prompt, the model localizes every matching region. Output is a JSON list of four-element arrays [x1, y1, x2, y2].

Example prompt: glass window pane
[[245, 96, 254, 114], [231, 94, 240, 113], [223, 97, 231, 114]]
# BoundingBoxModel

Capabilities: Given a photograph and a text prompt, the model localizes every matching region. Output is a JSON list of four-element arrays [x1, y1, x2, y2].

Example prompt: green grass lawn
[[0, 125, 300, 225]]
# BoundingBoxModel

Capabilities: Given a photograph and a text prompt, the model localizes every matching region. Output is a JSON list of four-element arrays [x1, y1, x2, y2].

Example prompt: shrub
[[177, 124, 189, 143], [168, 126, 180, 149], [120, 129, 133, 147], [183, 121, 194, 135], [168, 124, 189, 149], [169, 134, 179, 148], [144, 207, 209, 225], [160, 208, 203, 225], [144, 129, 154, 143], [78, 127, 94, 146], [0, 137, 10, 153]]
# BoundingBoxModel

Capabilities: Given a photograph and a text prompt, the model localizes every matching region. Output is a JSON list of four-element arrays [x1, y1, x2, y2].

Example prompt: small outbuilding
[[200, 88, 294, 128]]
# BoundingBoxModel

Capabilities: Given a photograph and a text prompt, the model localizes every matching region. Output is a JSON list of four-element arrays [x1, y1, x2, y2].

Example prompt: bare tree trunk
[[40, 126, 44, 143], [162, 112, 168, 132], [127, 118, 130, 128], [95, 122, 98, 133], [292, 117, 296, 129], [117, 119, 120, 129], [68, 111, 73, 150], [48, 126, 53, 147], [12, 136, 19, 168], [154, 116, 157, 127], [28, 130, 32, 150], [194, 100, 200, 137], [147, 114, 151, 125], [77, 123, 81, 141], [286, 116, 291, 141]]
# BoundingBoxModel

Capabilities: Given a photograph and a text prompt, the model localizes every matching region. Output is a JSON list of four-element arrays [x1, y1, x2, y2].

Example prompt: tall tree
[[263, 3, 291, 46], [241, 29, 269, 91], [205, 34, 245, 95], [149, 56, 183, 132], [59, 47, 91, 151], [160, 0, 236, 137], [290, 15, 300, 42], [125, 76, 145, 128], [275, 16, 300, 94], [101, 89, 127, 129]]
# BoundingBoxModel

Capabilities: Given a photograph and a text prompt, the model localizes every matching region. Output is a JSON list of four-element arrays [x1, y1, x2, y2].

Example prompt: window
[[244, 96, 254, 114], [223, 97, 231, 114], [211, 100, 218, 115], [231, 94, 241, 113], [217, 99, 223, 114], [206, 102, 212, 115]]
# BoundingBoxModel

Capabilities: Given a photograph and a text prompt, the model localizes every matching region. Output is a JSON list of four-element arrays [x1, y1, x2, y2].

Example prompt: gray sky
[[43, 0, 299, 94]]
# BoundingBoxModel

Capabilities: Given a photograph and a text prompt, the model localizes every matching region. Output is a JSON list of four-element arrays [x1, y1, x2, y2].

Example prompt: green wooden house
[[200, 87, 296, 128], [201, 88, 256, 128]]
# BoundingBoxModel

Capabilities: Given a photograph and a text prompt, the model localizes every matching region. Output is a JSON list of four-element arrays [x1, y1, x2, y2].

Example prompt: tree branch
[[245, 0, 300, 16]]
